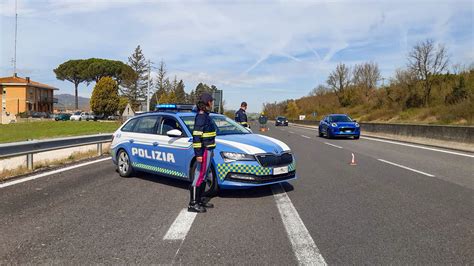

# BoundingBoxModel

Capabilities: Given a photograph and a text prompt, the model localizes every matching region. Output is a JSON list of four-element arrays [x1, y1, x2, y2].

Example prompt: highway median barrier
[[288, 120, 474, 153]]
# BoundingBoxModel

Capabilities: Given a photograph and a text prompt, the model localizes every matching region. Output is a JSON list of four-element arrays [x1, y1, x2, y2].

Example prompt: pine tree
[[175, 80, 186, 103], [154, 60, 167, 103], [122, 45, 149, 110], [90, 77, 120, 116]]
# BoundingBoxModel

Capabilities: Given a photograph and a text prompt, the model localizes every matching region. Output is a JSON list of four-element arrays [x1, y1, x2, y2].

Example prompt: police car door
[[128, 115, 162, 171], [154, 115, 193, 179]]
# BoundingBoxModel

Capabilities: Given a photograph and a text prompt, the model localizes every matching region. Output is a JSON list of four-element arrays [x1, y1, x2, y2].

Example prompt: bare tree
[[309, 84, 329, 97], [353, 61, 381, 97], [327, 63, 351, 105], [407, 39, 449, 105]]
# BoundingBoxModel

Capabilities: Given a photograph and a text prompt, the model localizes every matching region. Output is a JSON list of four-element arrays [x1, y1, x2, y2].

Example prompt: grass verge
[[0, 120, 121, 143]]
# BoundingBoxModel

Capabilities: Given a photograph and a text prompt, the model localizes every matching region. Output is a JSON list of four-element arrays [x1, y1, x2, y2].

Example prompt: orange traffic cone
[[350, 153, 357, 166]]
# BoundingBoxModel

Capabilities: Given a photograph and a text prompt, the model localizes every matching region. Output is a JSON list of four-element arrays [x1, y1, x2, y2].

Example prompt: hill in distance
[[55, 94, 90, 111]]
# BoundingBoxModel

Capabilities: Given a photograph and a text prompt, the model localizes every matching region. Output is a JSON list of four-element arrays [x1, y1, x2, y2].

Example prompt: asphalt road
[[1, 123, 473, 264]]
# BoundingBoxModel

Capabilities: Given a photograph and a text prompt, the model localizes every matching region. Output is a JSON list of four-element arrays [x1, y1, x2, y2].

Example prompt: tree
[[54, 59, 88, 110], [286, 101, 301, 119], [309, 85, 329, 97], [122, 45, 149, 109], [353, 62, 381, 98], [327, 63, 352, 106], [154, 60, 167, 105], [408, 39, 449, 106], [83, 58, 134, 85], [90, 77, 120, 116], [175, 79, 186, 103], [195, 82, 216, 102]]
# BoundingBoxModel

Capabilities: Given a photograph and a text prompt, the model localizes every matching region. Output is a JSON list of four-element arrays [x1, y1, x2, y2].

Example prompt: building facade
[[0, 74, 58, 117]]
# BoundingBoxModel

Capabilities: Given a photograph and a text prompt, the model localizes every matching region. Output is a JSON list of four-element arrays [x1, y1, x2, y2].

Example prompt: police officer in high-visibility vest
[[189, 93, 216, 213], [234, 101, 249, 128]]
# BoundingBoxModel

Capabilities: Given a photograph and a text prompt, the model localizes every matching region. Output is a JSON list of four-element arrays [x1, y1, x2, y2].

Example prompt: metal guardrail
[[0, 134, 113, 170]]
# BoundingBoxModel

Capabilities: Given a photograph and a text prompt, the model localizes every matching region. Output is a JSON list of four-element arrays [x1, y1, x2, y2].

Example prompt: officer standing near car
[[235, 101, 249, 128], [258, 112, 268, 131], [189, 93, 217, 213]]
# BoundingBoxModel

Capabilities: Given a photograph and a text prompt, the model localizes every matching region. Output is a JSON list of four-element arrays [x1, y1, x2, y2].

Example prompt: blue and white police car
[[111, 104, 297, 195]]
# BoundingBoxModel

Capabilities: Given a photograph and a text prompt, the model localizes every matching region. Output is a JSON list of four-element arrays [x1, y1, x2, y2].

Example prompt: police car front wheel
[[191, 162, 219, 197], [118, 150, 134, 177]]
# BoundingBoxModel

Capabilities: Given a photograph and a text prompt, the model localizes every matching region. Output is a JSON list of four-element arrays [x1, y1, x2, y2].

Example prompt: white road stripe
[[301, 135, 311, 139], [272, 184, 327, 265], [0, 157, 111, 189], [363, 136, 474, 158], [163, 208, 197, 240], [324, 142, 343, 149], [289, 131, 295, 134], [378, 159, 435, 177]]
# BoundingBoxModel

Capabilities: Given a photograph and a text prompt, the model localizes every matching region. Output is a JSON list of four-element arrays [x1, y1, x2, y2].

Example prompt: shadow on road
[[130, 172, 295, 200], [218, 182, 294, 199], [133, 172, 190, 190]]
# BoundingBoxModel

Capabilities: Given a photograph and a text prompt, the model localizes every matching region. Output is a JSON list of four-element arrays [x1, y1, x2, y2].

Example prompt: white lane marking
[[301, 135, 311, 139], [290, 124, 474, 158], [0, 157, 111, 189], [324, 142, 343, 149], [363, 136, 474, 158], [289, 131, 295, 134], [163, 208, 197, 240], [378, 159, 435, 177], [272, 184, 327, 265]]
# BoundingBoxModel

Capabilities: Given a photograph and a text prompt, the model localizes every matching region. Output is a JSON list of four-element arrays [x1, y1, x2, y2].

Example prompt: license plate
[[273, 166, 289, 175]]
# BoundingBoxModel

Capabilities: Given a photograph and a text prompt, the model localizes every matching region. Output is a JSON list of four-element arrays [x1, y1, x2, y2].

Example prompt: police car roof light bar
[[155, 103, 195, 112]]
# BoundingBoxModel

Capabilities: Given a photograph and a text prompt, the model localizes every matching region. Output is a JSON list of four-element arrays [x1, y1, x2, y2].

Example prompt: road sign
[[212, 90, 223, 114]]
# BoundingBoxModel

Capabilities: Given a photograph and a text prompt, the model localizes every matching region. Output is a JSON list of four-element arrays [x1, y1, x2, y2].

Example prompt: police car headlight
[[331, 123, 338, 127], [355, 123, 360, 127], [221, 152, 255, 163]]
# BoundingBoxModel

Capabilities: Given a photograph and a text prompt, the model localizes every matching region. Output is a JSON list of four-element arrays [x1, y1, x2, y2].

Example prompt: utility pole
[[13, 0, 18, 75], [146, 59, 151, 111]]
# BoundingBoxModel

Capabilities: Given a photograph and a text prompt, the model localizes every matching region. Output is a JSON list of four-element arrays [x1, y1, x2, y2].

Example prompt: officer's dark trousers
[[192, 149, 213, 187]]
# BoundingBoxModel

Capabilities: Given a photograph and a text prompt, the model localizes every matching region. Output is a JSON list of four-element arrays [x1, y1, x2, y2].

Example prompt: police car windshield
[[180, 115, 250, 136], [329, 115, 352, 122]]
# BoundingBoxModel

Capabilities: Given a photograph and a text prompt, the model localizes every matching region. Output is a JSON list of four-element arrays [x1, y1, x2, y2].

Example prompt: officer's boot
[[188, 186, 206, 213], [198, 182, 214, 208]]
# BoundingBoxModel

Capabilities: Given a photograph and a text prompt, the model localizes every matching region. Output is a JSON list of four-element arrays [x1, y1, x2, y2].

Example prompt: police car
[[111, 104, 297, 195]]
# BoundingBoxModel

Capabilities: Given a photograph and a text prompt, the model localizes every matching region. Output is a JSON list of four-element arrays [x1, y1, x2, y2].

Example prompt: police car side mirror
[[246, 127, 253, 133], [167, 129, 183, 137]]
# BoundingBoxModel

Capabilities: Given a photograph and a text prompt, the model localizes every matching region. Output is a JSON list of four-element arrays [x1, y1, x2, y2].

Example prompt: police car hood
[[216, 134, 290, 155]]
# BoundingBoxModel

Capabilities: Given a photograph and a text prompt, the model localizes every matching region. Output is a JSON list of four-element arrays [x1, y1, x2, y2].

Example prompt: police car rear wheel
[[118, 150, 133, 177]]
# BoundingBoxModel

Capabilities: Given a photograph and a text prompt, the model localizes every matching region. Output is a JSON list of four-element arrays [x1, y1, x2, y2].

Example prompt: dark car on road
[[275, 116, 289, 126], [319, 114, 360, 139], [54, 113, 71, 121]]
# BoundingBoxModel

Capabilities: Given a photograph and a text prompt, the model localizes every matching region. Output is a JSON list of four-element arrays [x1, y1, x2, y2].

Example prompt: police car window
[[159, 117, 183, 136], [180, 115, 250, 136], [121, 118, 138, 132], [133, 116, 159, 134]]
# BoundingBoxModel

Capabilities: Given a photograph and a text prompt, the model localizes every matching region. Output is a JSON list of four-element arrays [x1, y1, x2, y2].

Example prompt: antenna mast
[[13, 0, 18, 75]]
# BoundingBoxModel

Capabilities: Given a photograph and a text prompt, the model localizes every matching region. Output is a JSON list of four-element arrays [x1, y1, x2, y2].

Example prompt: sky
[[0, 0, 473, 112]]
